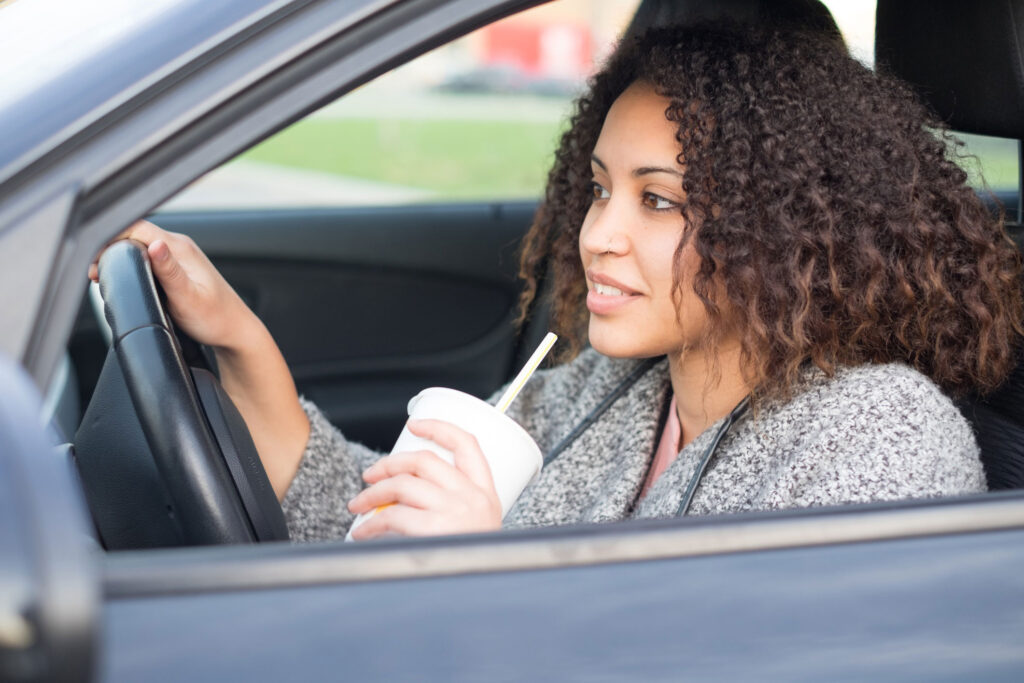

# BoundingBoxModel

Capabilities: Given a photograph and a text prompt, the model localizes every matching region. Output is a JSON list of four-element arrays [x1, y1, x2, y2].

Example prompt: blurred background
[[166, 0, 1015, 211]]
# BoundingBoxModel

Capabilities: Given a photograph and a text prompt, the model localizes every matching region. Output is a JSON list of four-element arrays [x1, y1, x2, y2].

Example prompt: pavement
[[163, 160, 433, 211], [311, 89, 573, 122]]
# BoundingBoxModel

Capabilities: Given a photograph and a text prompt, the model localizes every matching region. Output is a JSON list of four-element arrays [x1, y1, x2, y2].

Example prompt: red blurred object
[[482, 22, 592, 78]]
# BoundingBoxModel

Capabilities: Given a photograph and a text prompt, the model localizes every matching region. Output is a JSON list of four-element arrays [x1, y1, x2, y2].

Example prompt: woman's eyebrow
[[633, 166, 684, 178], [590, 155, 682, 178]]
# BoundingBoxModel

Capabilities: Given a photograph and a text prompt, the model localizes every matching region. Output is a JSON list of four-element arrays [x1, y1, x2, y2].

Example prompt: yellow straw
[[496, 332, 558, 413]]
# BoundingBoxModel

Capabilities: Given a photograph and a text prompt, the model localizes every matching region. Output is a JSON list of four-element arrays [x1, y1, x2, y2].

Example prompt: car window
[[166, 0, 643, 211], [951, 132, 1020, 197], [74, 0, 1022, 564]]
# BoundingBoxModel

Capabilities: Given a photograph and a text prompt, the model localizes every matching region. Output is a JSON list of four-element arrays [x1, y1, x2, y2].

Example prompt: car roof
[[0, 0, 293, 185]]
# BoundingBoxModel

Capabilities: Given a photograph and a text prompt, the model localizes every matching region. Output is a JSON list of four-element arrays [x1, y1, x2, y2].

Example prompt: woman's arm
[[213, 316, 309, 500], [91, 221, 497, 542], [282, 398, 383, 540], [91, 221, 309, 499]]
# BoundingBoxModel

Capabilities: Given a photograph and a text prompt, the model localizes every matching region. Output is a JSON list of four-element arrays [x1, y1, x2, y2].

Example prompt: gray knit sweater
[[281, 349, 986, 542]]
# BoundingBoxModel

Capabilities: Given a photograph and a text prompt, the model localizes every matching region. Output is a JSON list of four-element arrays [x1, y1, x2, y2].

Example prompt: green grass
[[238, 117, 1020, 201], [239, 117, 568, 200], [950, 132, 1019, 192]]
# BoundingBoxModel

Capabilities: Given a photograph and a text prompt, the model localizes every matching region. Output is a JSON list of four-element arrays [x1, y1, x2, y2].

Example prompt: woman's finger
[[406, 419, 496, 494], [349, 504, 436, 540], [348, 473, 445, 515], [124, 219, 170, 247], [145, 239, 196, 301], [362, 449, 464, 489], [89, 222, 148, 279]]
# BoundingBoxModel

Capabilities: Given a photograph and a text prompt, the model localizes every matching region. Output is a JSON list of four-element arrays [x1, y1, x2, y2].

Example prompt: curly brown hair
[[518, 23, 1023, 400]]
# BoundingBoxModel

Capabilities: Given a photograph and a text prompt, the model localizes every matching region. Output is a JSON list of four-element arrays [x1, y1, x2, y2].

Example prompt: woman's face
[[581, 81, 706, 359]]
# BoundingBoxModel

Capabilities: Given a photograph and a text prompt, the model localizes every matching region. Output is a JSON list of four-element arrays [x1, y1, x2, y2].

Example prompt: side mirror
[[0, 356, 98, 683]]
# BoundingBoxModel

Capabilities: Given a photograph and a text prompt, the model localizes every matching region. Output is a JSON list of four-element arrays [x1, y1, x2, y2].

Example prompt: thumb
[[148, 239, 192, 298]]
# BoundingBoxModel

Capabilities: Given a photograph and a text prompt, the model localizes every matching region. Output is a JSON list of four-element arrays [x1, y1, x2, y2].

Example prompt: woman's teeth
[[594, 283, 626, 296]]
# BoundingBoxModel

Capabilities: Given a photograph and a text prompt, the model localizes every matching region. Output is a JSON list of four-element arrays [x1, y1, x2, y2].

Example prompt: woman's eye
[[642, 192, 677, 211], [590, 182, 610, 201]]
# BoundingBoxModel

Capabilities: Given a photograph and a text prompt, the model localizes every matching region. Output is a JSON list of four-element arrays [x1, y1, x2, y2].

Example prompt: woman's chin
[[588, 317, 686, 359], [588, 325, 650, 359]]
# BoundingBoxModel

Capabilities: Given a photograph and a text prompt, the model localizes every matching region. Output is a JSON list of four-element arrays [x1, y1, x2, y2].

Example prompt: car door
[[99, 496, 1024, 682]]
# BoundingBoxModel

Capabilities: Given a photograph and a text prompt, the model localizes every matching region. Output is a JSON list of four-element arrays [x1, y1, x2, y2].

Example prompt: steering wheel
[[74, 239, 288, 548]]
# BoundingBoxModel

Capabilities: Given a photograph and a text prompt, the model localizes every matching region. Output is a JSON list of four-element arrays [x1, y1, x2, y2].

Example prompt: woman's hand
[[347, 419, 502, 539], [89, 220, 259, 351], [89, 220, 310, 500]]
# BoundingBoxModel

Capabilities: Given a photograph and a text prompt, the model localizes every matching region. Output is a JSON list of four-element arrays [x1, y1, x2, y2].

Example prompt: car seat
[[876, 0, 1024, 489], [623, 0, 842, 45]]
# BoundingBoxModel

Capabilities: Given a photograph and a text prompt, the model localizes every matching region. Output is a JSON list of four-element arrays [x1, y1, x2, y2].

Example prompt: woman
[[95, 24, 1022, 542]]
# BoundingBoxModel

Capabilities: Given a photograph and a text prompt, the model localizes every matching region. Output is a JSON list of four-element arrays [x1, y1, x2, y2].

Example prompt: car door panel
[[101, 526, 1024, 682], [153, 201, 539, 450]]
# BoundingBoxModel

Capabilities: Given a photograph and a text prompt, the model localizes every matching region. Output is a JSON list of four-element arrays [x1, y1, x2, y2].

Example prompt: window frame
[[3, 0, 1016, 592], [105, 491, 1024, 597]]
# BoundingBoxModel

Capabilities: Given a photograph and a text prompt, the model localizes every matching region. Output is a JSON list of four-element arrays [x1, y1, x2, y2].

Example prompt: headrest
[[624, 0, 842, 45], [876, 0, 1024, 140]]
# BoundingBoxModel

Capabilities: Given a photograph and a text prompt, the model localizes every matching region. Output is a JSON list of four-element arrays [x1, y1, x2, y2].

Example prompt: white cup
[[345, 387, 543, 541]]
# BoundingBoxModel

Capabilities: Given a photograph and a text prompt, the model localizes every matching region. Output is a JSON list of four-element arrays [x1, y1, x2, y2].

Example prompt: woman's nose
[[580, 202, 630, 256]]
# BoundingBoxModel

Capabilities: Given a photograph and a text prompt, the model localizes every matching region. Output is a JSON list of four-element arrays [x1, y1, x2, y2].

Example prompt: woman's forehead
[[594, 81, 684, 172]]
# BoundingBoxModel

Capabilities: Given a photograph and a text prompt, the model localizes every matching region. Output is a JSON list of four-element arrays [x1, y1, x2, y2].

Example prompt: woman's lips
[[585, 271, 642, 315], [586, 287, 641, 314]]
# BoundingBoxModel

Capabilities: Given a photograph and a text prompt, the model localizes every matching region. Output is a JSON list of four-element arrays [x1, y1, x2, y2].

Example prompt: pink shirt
[[640, 394, 682, 498]]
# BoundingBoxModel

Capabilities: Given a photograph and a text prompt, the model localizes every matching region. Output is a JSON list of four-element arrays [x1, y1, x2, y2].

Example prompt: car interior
[[49, 0, 1024, 552]]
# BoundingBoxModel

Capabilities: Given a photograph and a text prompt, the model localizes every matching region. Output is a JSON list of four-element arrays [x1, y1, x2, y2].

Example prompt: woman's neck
[[667, 342, 750, 449]]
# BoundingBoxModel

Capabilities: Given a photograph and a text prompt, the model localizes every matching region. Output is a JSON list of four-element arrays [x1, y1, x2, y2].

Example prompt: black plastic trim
[[191, 368, 289, 543]]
